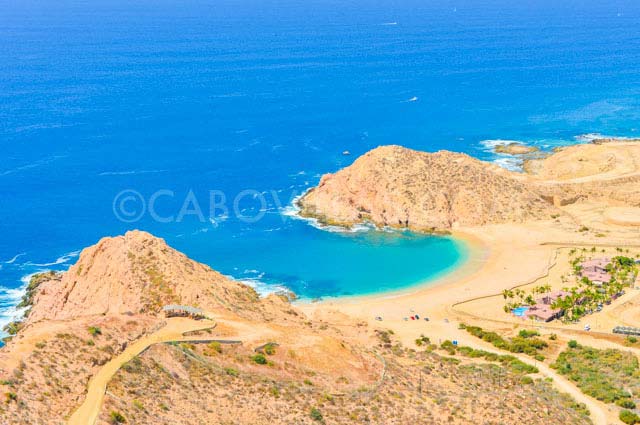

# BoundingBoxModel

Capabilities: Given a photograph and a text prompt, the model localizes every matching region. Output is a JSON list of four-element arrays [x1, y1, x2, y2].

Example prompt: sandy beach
[[300, 211, 640, 353]]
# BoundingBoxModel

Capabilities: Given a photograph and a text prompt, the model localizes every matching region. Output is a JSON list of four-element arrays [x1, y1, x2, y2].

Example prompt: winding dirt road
[[67, 317, 216, 425]]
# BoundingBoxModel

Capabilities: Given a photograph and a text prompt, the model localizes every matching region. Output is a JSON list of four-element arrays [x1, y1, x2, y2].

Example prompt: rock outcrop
[[298, 145, 558, 231], [494, 142, 539, 155], [26, 230, 266, 322]]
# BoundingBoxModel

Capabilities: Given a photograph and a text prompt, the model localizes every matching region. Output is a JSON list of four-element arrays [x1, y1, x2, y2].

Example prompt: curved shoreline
[[295, 230, 489, 306]]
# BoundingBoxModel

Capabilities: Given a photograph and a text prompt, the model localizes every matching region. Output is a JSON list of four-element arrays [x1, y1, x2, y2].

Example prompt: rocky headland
[[298, 142, 640, 233]]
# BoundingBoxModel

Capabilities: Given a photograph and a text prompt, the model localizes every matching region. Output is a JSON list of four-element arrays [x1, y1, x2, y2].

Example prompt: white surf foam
[[478, 139, 525, 150], [25, 250, 80, 267], [281, 194, 373, 233], [492, 157, 523, 172], [478, 139, 532, 172], [3, 253, 25, 264], [98, 169, 166, 176], [226, 270, 290, 297], [0, 272, 40, 333], [0, 155, 65, 177], [574, 133, 636, 143]]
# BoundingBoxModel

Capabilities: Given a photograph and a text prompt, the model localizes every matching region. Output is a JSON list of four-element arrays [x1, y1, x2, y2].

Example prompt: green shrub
[[520, 376, 534, 385], [568, 340, 578, 349], [617, 399, 637, 409], [3, 322, 23, 336], [224, 367, 238, 376], [109, 411, 126, 424], [620, 410, 640, 425], [415, 335, 430, 347], [251, 354, 267, 365], [440, 340, 456, 355], [452, 344, 538, 374], [310, 407, 323, 422], [88, 326, 102, 337], [462, 325, 547, 357], [518, 329, 540, 338], [207, 341, 222, 353], [263, 343, 277, 355], [5, 392, 17, 403]]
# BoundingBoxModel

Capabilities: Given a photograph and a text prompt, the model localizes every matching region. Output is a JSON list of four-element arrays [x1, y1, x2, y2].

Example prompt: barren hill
[[26, 230, 276, 323], [298, 145, 558, 231]]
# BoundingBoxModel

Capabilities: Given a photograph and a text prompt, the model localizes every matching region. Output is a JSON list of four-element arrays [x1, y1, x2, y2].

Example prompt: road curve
[[67, 317, 216, 425]]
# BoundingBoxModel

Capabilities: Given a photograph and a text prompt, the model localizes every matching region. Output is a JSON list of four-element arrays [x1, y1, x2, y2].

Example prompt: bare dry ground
[[99, 331, 590, 425]]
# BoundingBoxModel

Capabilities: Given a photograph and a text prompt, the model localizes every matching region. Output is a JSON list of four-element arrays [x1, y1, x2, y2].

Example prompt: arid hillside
[[98, 329, 591, 425], [0, 231, 595, 425], [25, 231, 281, 323], [298, 145, 558, 231]]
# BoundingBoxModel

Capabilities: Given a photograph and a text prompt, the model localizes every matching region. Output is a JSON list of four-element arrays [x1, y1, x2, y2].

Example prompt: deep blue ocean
[[1, 0, 640, 329]]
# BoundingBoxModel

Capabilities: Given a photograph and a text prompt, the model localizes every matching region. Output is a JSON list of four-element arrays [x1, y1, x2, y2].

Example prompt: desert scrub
[[520, 376, 534, 385], [617, 399, 637, 409], [263, 343, 277, 355], [310, 407, 323, 422], [122, 357, 144, 374], [110, 411, 127, 424], [452, 345, 538, 374], [415, 335, 430, 346], [375, 330, 393, 345], [460, 324, 547, 357], [204, 341, 222, 355], [552, 343, 639, 405], [224, 367, 239, 376], [440, 340, 456, 355], [251, 354, 267, 365], [620, 410, 640, 424], [88, 326, 102, 337]]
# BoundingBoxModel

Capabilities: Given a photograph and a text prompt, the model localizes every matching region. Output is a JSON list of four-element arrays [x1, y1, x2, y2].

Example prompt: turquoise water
[[227, 226, 469, 300], [1, 0, 640, 329]]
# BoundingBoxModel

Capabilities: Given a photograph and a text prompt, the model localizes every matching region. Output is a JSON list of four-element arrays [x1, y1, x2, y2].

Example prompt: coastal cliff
[[298, 145, 559, 231]]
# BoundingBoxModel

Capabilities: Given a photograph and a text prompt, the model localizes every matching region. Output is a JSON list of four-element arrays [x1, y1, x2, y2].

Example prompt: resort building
[[582, 270, 611, 285], [581, 258, 611, 273], [536, 290, 571, 306], [579, 258, 612, 285], [525, 304, 562, 322]]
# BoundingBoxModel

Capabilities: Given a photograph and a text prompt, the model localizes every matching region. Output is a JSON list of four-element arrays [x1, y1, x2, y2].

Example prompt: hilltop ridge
[[25, 230, 272, 323], [298, 145, 559, 231]]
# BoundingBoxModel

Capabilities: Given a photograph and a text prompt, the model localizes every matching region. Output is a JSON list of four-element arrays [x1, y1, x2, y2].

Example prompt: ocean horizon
[[2, 0, 640, 331]]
